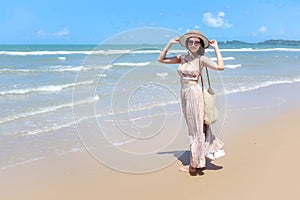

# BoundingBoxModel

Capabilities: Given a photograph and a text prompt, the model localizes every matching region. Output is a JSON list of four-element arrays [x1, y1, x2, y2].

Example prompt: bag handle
[[199, 57, 213, 94]]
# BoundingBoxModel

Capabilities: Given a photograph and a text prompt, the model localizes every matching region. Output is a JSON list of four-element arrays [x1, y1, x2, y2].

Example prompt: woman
[[158, 30, 225, 173]]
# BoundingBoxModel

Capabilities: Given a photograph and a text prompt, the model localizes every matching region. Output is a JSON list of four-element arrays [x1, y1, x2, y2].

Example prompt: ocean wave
[[57, 56, 66, 60], [0, 49, 154, 56], [18, 120, 79, 136], [224, 78, 300, 94], [0, 68, 44, 73], [112, 62, 151, 66], [211, 56, 235, 61], [0, 80, 94, 96], [0, 65, 113, 74], [0, 50, 133, 56], [49, 65, 83, 72], [156, 72, 169, 78], [225, 64, 242, 69], [0, 50, 91, 56], [0, 95, 99, 125], [48, 64, 112, 71], [15, 99, 180, 136], [0, 66, 83, 73]]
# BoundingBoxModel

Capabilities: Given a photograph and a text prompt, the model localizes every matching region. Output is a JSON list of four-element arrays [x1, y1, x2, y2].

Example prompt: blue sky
[[1, 0, 300, 44]]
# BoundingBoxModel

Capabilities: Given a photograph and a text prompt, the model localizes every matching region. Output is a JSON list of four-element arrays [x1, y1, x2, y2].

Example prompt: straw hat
[[179, 30, 210, 49]]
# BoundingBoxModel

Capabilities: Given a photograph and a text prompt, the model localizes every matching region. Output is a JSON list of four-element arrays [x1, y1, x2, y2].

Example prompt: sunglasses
[[188, 40, 201, 46]]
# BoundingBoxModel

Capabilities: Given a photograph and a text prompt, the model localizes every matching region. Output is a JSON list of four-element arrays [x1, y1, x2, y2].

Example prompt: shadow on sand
[[158, 150, 223, 176]]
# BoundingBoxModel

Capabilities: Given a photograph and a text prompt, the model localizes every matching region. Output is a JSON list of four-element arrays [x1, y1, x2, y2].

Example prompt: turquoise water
[[1, 44, 299, 136]]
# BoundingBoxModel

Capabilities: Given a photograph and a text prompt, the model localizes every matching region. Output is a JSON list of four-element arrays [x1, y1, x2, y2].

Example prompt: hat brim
[[179, 33, 210, 49]]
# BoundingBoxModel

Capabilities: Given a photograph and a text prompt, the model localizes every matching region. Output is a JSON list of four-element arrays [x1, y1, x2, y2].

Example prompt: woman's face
[[187, 37, 201, 53]]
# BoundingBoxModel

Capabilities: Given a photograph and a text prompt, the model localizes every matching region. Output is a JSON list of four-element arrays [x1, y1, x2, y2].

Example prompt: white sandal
[[214, 149, 225, 159], [206, 153, 215, 161]]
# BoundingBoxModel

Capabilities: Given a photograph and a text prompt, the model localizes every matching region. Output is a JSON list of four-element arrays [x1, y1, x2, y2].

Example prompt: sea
[[1, 43, 300, 172]]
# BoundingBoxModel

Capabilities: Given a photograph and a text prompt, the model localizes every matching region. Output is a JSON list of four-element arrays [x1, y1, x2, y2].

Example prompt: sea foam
[[0, 80, 94, 96], [0, 95, 100, 125]]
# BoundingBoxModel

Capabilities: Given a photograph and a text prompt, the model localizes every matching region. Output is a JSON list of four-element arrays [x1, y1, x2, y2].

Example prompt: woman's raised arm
[[157, 37, 181, 64], [202, 39, 224, 71]]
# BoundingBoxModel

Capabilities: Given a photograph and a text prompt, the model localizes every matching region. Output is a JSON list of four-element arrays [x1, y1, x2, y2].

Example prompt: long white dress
[[177, 55, 224, 168]]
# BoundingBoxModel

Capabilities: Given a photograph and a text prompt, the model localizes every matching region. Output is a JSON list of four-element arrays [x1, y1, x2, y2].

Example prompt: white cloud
[[258, 26, 267, 33], [202, 12, 232, 28], [194, 25, 200, 29], [53, 28, 70, 38], [36, 29, 48, 38], [35, 28, 70, 39]]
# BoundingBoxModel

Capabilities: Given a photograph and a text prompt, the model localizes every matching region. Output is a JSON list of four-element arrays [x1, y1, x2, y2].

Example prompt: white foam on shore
[[0, 157, 46, 170], [13, 100, 180, 136], [224, 78, 300, 95], [49, 65, 83, 72], [113, 62, 151, 66], [225, 64, 242, 69], [56, 147, 84, 156], [211, 56, 236, 61], [0, 68, 44, 73], [112, 139, 136, 147], [0, 80, 94, 96], [0, 95, 99, 125], [0, 64, 112, 74], [57, 56, 66, 60], [156, 72, 169, 78], [4, 77, 300, 137], [0, 147, 84, 170], [0, 50, 92, 56]]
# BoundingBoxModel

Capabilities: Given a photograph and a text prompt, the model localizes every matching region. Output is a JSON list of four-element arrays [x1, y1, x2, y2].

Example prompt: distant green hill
[[258, 39, 300, 46], [221, 39, 300, 46]]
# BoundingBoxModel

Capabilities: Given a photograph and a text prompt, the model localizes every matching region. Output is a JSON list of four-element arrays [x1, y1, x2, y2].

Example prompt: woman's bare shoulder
[[199, 55, 210, 61], [199, 55, 212, 64]]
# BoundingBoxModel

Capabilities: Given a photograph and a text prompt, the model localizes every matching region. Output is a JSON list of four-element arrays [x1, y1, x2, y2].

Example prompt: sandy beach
[[1, 100, 300, 200]]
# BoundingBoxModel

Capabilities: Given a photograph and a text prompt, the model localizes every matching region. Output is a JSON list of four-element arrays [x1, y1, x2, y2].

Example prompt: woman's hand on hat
[[169, 37, 180, 44], [209, 39, 219, 49]]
